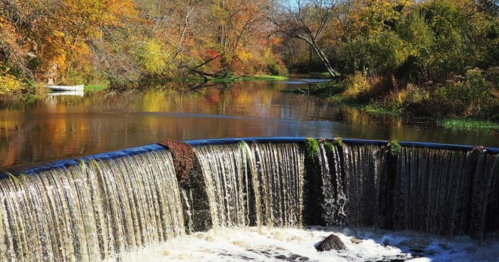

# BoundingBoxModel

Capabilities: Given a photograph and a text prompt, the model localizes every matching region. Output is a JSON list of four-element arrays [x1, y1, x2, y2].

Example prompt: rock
[[316, 234, 346, 252], [288, 254, 309, 261]]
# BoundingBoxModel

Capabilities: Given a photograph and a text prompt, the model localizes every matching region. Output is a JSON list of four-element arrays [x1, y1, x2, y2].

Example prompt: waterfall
[[0, 149, 184, 261], [194, 141, 304, 229], [1, 137, 499, 261], [194, 143, 251, 229], [309, 143, 385, 228], [341, 144, 385, 228], [313, 141, 499, 239], [392, 147, 499, 238], [250, 142, 304, 227]]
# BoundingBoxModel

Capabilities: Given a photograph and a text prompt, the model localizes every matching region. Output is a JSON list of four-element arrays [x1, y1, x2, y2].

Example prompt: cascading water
[[305, 142, 386, 228], [341, 144, 385, 228], [1, 137, 499, 261], [193, 141, 304, 229], [311, 141, 499, 239], [391, 147, 499, 238], [194, 143, 252, 229], [0, 148, 184, 261], [250, 142, 304, 228]]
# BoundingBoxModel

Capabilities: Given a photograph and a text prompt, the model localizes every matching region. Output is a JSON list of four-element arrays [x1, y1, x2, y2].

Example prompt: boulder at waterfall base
[[316, 234, 346, 251]]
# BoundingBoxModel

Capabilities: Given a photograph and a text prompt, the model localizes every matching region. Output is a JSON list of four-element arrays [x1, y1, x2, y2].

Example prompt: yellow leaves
[[136, 39, 171, 75], [52, 52, 67, 73], [53, 30, 65, 38], [88, 28, 103, 40], [397, 0, 414, 7], [102, 0, 139, 26], [210, 1, 229, 22], [344, 0, 406, 40], [237, 49, 253, 62], [0, 68, 25, 95], [344, 71, 372, 98], [58, 0, 138, 36]]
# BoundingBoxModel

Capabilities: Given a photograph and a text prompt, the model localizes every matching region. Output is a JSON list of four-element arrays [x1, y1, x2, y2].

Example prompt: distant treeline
[[0, 0, 498, 96]]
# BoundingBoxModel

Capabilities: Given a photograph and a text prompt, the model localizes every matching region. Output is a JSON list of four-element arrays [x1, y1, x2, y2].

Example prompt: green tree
[[396, 8, 434, 82], [418, 0, 478, 79], [340, 31, 408, 75]]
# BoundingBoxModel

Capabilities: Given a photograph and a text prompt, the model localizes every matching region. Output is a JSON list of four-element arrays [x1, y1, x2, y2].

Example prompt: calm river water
[[1, 79, 499, 168]]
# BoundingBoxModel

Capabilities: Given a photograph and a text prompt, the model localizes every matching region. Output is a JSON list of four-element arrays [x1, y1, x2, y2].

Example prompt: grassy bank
[[320, 69, 499, 130], [85, 83, 109, 92], [437, 119, 499, 130]]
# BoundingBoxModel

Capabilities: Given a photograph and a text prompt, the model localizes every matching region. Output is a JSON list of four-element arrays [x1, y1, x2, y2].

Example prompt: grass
[[362, 104, 401, 116], [438, 119, 499, 130], [85, 83, 109, 91], [207, 75, 239, 83]]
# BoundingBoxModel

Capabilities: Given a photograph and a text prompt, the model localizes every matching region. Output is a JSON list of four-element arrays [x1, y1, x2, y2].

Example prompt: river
[[1, 79, 499, 168]]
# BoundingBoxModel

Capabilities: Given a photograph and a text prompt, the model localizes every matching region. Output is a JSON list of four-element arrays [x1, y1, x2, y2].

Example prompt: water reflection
[[1, 80, 499, 168], [48, 90, 85, 97]]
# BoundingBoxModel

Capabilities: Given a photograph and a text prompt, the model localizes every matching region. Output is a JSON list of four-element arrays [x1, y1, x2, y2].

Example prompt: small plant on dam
[[323, 141, 335, 153], [305, 137, 319, 160], [388, 140, 401, 156], [333, 137, 343, 147]]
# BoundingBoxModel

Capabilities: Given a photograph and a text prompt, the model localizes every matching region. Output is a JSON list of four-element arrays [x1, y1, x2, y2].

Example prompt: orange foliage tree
[[0, 0, 140, 86], [1, 0, 285, 88], [137, 0, 283, 79]]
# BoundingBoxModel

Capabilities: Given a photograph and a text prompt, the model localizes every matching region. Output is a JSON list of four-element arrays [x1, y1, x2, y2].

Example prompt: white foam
[[114, 227, 499, 262]]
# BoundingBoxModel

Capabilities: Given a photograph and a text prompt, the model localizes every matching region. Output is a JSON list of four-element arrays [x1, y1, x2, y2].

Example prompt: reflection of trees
[[0, 82, 287, 168], [4, 80, 499, 169], [0, 95, 91, 167], [0, 110, 24, 167], [0, 82, 426, 168], [337, 107, 403, 127]]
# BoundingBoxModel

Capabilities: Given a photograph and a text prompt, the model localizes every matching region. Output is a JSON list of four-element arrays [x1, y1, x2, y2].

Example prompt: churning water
[[115, 226, 499, 262], [0, 138, 498, 261]]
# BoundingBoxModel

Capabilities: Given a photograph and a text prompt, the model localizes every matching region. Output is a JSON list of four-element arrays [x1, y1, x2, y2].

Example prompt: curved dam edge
[[1, 136, 499, 178], [0, 135, 498, 252]]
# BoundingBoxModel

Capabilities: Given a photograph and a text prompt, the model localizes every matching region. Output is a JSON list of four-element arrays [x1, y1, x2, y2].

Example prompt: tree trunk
[[298, 36, 339, 78]]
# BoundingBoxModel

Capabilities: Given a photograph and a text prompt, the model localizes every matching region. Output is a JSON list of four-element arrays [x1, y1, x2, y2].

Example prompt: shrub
[[401, 67, 499, 119], [343, 72, 371, 98], [0, 71, 25, 95]]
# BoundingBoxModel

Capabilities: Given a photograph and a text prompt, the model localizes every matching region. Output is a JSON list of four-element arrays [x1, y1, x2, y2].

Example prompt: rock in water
[[316, 234, 346, 252]]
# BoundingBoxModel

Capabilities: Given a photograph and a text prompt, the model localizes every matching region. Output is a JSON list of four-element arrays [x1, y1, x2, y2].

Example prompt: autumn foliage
[[0, 0, 498, 94], [0, 0, 287, 91]]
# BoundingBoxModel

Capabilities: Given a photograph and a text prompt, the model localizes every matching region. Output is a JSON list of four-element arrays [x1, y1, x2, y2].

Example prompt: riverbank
[[5, 71, 499, 132], [315, 68, 499, 131]]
